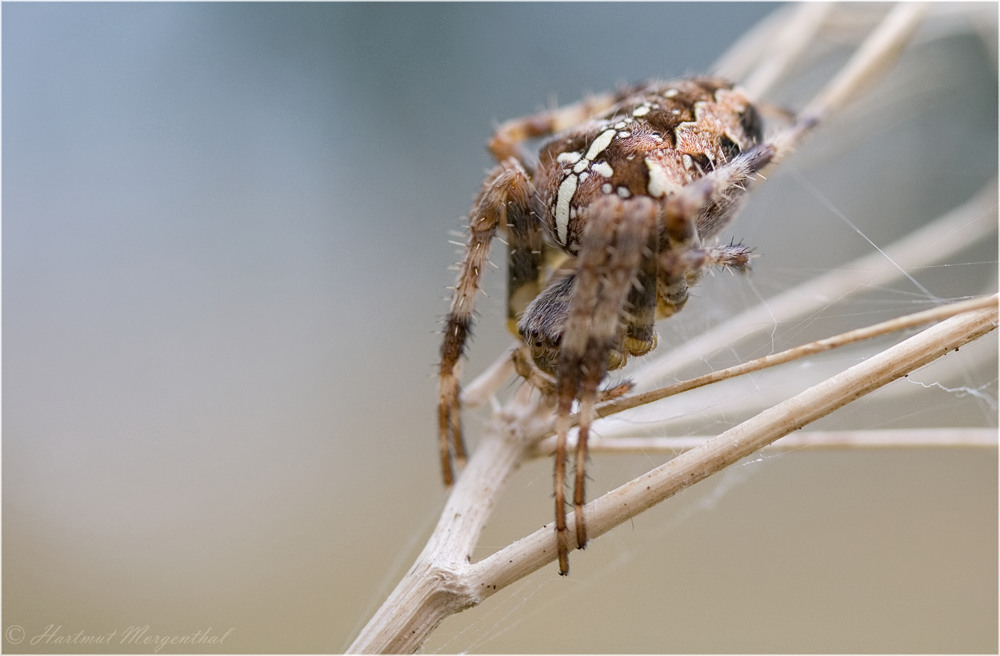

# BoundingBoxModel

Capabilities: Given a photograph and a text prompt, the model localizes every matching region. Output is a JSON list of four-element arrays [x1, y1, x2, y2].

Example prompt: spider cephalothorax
[[439, 77, 776, 574]]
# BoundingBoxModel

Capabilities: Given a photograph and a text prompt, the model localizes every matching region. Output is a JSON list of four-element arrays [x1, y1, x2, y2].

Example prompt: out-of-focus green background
[[3, 3, 996, 653]]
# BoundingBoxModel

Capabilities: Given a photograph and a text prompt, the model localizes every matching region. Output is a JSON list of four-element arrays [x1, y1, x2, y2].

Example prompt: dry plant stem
[[714, 3, 833, 86], [542, 428, 998, 457], [731, 3, 837, 99], [459, 346, 515, 408], [348, 384, 549, 654], [799, 3, 926, 122], [769, 3, 927, 160], [469, 302, 997, 595]]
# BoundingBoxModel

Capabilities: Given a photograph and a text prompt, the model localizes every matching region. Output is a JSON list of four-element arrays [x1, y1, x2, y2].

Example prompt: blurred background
[[3, 3, 996, 653]]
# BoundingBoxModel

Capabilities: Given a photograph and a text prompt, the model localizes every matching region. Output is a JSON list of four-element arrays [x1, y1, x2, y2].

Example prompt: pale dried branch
[[715, 2, 836, 96], [546, 428, 998, 456], [797, 3, 926, 123], [459, 345, 516, 408]]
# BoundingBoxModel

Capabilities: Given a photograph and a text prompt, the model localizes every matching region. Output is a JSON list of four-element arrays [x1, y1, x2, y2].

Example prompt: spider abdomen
[[535, 77, 762, 253]]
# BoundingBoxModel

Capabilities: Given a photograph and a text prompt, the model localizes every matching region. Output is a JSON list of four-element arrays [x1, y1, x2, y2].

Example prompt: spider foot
[[599, 379, 632, 403], [557, 539, 571, 576], [437, 373, 467, 487], [575, 506, 588, 552], [555, 466, 572, 575]]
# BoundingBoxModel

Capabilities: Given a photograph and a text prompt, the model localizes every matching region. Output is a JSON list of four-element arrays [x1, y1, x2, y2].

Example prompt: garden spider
[[439, 76, 810, 575]]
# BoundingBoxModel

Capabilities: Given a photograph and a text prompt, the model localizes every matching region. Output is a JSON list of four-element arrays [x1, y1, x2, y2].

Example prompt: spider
[[439, 77, 797, 575]]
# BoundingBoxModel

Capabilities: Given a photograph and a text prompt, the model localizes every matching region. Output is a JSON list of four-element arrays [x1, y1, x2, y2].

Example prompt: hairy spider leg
[[554, 196, 658, 574], [489, 84, 646, 164], [439, 159, 535, 486]]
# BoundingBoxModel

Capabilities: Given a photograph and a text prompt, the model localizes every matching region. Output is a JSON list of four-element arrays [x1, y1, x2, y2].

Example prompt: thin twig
[[535, 428, 997, 457], [798, 3, 927, 123], [714, 3, 833, 88], [735, 3, 837, 100], [459, 345, 516, 408]]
